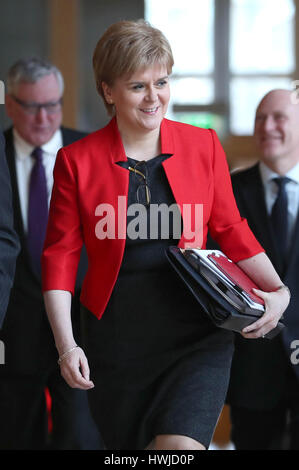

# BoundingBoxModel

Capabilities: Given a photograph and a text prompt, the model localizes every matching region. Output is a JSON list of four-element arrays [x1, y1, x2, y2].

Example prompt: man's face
[[5, 73, 63, 147], [254, 90, 299, 168]]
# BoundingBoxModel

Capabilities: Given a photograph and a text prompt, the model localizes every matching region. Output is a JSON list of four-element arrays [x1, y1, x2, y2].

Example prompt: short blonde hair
[[93, 19, 174, 115]]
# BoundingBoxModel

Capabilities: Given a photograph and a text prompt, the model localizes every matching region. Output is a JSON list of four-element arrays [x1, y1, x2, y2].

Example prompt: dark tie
[[27, 147, 48, 275], [271, 177, 290, 260]]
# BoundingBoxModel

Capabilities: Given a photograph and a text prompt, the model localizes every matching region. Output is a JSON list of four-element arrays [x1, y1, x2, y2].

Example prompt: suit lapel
[[5, 128, 40, 281], [4, 129, 27, 244], [284, 208, 299, 279], [61, 127, 79, 146], [234, 164, 283, 274], [61, 127, 73, 146]]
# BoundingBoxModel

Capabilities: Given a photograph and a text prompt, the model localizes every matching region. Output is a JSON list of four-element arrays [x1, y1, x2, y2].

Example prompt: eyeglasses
[[128, 161, 151, 207], [11, 95, 63, 115]]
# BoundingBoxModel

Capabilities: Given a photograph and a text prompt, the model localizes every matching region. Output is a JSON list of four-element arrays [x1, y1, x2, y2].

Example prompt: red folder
[[166, 246, 284, 339], [207, 253, 265, 307]]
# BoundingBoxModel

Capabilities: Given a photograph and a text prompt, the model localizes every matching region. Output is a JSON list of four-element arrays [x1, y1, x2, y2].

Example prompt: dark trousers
[[0, 367, 103, 450], [230, 367, 299, 450]]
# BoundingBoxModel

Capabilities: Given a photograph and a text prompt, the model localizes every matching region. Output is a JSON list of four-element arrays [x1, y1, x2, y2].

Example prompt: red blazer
[[42, 117, 263, 319]]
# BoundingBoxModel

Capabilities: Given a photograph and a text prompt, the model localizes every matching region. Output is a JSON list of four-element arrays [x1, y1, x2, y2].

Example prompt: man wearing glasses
[[0, 58, 101, 450]]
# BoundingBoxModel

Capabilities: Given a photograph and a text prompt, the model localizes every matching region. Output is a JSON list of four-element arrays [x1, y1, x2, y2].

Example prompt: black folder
[[165, 246, 284, 340]]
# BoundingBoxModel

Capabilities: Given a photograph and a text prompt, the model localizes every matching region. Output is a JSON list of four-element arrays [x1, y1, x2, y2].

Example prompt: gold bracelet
[[275, 285, 291, 299], [57, 345, 79, 365]]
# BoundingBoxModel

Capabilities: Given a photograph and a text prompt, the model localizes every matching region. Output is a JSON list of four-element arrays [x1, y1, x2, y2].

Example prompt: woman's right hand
[[58, 346, 95, 390]]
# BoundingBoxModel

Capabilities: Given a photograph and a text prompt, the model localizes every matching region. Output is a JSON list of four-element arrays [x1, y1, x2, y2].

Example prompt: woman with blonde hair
[[42, 19, 289, 450]]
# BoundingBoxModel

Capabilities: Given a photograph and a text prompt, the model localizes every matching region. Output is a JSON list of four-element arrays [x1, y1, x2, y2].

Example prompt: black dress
[[81, 155, 234, 450]]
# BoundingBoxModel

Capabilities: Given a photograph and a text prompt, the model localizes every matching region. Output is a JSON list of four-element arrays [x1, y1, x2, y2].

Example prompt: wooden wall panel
[[48, 0, 79, 128]]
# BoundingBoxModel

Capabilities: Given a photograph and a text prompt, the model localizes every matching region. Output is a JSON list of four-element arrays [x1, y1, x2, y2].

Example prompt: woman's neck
[[119, 126, 161, 161]]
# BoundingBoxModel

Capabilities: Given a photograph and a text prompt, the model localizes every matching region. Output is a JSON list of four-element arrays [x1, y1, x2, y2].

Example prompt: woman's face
[[102, 64, 170, 136]]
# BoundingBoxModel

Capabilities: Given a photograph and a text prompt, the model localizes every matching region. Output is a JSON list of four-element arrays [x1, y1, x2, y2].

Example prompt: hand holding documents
[[165, 246, 284, 339], [183, 249, 265, 314]]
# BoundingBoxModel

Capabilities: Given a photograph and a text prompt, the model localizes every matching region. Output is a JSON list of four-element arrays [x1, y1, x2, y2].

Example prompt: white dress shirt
[[13, 128, 63, 232], [259, 160, 299, 247]]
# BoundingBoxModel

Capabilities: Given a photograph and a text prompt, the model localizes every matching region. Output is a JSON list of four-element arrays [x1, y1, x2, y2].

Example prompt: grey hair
[[6, 57, 64, 95]]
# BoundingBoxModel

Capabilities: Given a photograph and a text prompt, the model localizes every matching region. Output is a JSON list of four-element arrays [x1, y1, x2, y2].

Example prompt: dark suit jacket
[[0, 131, 19, 327], [226, 163, 299, 409], [0, 127, 88, 374]]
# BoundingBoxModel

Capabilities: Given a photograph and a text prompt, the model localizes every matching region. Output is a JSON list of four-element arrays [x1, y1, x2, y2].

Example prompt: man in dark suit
[[0, 58, 101, 449], [226, 89, 299, 449], [0, 130, 19, 328]]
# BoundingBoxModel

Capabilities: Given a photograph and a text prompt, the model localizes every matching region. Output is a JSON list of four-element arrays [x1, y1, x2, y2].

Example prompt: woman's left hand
[[241, 287, 290, 339]]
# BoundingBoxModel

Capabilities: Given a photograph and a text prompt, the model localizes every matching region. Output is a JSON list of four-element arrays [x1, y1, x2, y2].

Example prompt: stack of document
[[182, 249, 265, 314]]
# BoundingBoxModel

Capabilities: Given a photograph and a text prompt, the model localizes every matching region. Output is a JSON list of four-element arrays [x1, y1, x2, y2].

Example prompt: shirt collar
[[259, 160, 299, 186], [13, 127, 63, 160]]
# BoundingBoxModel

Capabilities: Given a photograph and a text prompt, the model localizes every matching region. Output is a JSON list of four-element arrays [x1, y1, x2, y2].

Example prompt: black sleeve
[[0, 130, 20, 327]]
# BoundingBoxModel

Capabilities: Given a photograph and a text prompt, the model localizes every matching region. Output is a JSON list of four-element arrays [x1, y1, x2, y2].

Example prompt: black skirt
[[81, 155, 234, 450]]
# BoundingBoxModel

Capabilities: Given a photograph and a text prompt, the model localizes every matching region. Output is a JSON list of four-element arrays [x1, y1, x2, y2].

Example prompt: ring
[[262, 334, 265, 338]]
